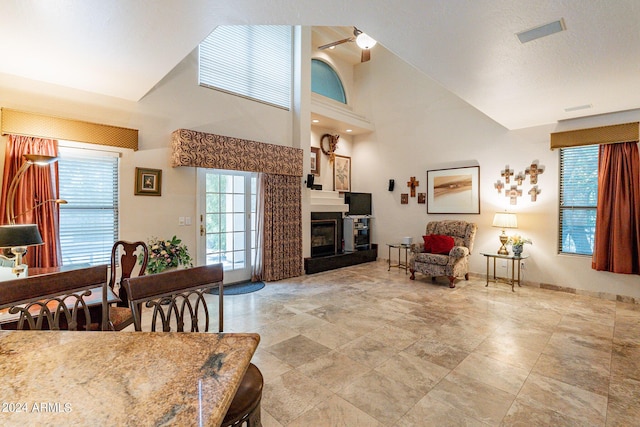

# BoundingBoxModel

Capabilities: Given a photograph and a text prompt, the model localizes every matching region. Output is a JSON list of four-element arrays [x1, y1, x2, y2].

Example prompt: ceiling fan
[[317, 27, 377, 62]]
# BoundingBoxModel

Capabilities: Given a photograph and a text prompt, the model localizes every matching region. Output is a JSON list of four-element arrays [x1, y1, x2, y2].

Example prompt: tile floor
[[218, 261, 640, 426]]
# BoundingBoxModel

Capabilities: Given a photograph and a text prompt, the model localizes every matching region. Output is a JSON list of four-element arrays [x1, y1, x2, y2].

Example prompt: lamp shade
[[492, 212, 518, 229], [0, 224, 44, 248]]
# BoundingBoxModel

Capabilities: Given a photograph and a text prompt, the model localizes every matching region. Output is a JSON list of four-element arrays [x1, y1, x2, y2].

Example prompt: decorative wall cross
[[500, 165, 514, 184], [515, 172, 525, 186], [525, 163, 544, 184], [494, 180, 504, 194], [407, 176, 419, 197], [506, 185, 522, 205], [528, 186, 541, 202]]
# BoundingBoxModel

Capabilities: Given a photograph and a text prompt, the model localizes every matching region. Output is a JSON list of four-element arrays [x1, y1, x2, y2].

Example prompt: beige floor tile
[[427, 370, 516, 425], [251, 349, 294, 383], [403, 335, 470, 370], [474, 336, 542, 372], [265, 335, 332, 368], [516, 372, 607, 426], [606, 374, 640, 427], [453, 352, 530, 395], [375, 350, 450, 394], [338, 370, 425, 425], [297, 351, 370, 393], [262, 369, 333, 425], [364, 324, 421, 351], [287, 394, 384, 427], [532, 351, 610, 396], [502, 399, 588, 426], [336, 335, 398, 368], [397, 394, 489, 427]]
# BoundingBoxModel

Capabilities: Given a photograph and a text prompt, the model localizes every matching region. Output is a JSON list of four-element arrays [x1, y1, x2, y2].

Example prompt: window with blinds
[[198, 25, 292, 109], [559, 145, 599, 255], [58, 146, 119, 265]]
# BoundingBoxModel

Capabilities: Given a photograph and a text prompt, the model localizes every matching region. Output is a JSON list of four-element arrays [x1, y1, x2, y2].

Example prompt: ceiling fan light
[[355, 33, 377, 49]]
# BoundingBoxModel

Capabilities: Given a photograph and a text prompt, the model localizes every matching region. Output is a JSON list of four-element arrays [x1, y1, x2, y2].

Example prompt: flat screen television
[[345, 192, 372, 216]]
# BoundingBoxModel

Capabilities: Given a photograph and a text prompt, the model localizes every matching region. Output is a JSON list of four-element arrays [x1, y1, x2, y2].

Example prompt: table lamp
[[0, 224, 44, 277], [492, 212, 517, 255]]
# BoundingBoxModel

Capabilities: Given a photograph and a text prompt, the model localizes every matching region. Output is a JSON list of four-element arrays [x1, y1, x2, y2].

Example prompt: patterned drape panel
[[171, 129, 303, 177], [261, 173, 303, 281]]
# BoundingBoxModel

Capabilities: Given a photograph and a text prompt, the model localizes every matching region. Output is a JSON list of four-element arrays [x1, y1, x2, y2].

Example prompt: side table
[[481, 252, 529, 291], [387, 243, 411, 274]]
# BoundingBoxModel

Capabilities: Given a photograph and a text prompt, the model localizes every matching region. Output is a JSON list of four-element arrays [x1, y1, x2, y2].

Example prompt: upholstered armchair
[[409, 220, 477, 288]]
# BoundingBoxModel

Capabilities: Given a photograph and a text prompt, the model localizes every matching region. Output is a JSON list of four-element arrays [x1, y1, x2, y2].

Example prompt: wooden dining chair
[[107, 240, 148, 331], [123, 264, 263, 427], [0, 265, 109, 331]]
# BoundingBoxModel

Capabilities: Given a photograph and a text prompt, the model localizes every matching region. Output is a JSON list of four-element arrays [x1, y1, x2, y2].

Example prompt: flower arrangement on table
[[143, 235, 193, 274], [507, 235, 533, 246], [507, 234, 532, 256]]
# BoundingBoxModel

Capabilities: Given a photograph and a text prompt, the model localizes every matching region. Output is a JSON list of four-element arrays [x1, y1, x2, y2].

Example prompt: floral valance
[[171, 129, 303, 177]]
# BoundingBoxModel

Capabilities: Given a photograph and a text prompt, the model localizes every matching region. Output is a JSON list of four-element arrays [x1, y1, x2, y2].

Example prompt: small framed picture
[[333, 154, 351, 192], [310, 146, 320, 176], [401, 193, 409, 204], [135, 167, 162, 196]]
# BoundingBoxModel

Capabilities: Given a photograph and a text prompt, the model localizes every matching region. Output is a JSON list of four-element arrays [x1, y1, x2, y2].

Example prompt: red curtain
[[592, 141, 640, 274], [1, 135, 62, 268]]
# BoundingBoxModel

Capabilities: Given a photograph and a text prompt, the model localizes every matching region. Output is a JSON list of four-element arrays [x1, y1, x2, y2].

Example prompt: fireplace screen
[[311, 219, 337, 257]]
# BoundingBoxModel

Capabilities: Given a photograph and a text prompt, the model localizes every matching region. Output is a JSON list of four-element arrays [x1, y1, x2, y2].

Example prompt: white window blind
[[559, 145, 599, 255], [58, 147, 119, 265], [199, 25, 292, 109]]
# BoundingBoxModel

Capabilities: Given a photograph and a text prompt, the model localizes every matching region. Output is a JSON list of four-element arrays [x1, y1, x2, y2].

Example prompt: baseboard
[[469, 272, 640, 304]]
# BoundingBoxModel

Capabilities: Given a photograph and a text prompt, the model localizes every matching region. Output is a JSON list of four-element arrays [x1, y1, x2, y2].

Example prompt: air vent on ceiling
[[517, 19, 566, 44], [564, 104, 592, 112]]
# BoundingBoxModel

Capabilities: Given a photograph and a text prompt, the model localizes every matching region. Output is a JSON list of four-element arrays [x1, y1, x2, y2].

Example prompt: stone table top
[[0, 330, 260, 426]]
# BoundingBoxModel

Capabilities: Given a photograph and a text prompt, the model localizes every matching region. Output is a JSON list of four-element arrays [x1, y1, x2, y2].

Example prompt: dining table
[[0, 330, 260, 426]]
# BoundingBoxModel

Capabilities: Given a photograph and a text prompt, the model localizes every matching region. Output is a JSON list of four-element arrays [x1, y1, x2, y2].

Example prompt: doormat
[[208, 281, 265, 296]]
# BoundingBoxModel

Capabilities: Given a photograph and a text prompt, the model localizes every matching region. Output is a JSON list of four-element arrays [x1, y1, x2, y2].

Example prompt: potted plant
[[143, 236, 193, 274], [507, 234, 532, 257]]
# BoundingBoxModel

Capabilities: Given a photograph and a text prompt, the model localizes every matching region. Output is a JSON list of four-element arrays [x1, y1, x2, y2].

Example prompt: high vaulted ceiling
[[1, 1, 638, 130]]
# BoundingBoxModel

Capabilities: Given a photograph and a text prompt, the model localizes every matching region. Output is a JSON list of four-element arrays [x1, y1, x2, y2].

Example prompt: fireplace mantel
[[310, 190, 348, 213]]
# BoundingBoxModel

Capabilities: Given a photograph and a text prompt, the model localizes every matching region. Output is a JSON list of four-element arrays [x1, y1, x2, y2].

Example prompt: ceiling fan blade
[[361, 49, 371, 62], [318, 37, 354, 50]]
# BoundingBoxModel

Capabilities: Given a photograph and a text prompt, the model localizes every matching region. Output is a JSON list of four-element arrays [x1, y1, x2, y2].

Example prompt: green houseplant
[[143, 235, 193, 274]]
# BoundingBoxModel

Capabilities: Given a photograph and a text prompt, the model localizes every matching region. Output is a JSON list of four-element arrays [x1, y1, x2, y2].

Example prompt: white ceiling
[[1, 0, 639, 130]]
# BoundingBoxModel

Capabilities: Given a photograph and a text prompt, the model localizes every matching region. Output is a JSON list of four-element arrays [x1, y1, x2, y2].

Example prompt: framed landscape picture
[[333, 155, 351, 192], [427, 166, 480, 214], [135, 167, 162, 196]]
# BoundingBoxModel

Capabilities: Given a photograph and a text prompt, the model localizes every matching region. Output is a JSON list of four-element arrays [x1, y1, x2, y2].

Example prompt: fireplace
[[311, 219, 337, 257]]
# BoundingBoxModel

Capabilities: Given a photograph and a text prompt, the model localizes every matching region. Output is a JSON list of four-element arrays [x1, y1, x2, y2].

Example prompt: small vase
[[512, 244, 523, 257]]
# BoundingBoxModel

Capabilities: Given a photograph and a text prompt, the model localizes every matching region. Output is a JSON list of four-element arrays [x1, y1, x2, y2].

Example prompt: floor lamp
[[5, 154, 59, 225], [1, 154, 58, 277]]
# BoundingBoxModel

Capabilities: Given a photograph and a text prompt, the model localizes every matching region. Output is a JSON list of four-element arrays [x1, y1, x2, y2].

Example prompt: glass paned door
[[198, 169, 257, 284]]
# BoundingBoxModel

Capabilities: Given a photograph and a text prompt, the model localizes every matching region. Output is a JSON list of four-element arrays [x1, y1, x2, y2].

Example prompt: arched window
[[311, 59, 347, 104]]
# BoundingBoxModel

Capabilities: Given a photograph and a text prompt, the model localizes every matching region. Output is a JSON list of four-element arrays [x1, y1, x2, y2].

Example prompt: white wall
[[0, 48, 293, 264], [351, 45, 640, 300]]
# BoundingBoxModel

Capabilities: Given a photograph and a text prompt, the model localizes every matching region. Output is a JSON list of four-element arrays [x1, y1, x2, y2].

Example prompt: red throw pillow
[[431, 234, 455, 254], [422, 235, 433, 252]]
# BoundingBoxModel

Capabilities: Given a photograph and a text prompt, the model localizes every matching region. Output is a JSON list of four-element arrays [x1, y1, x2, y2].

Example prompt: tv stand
[[343, 216, 372, 252]]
